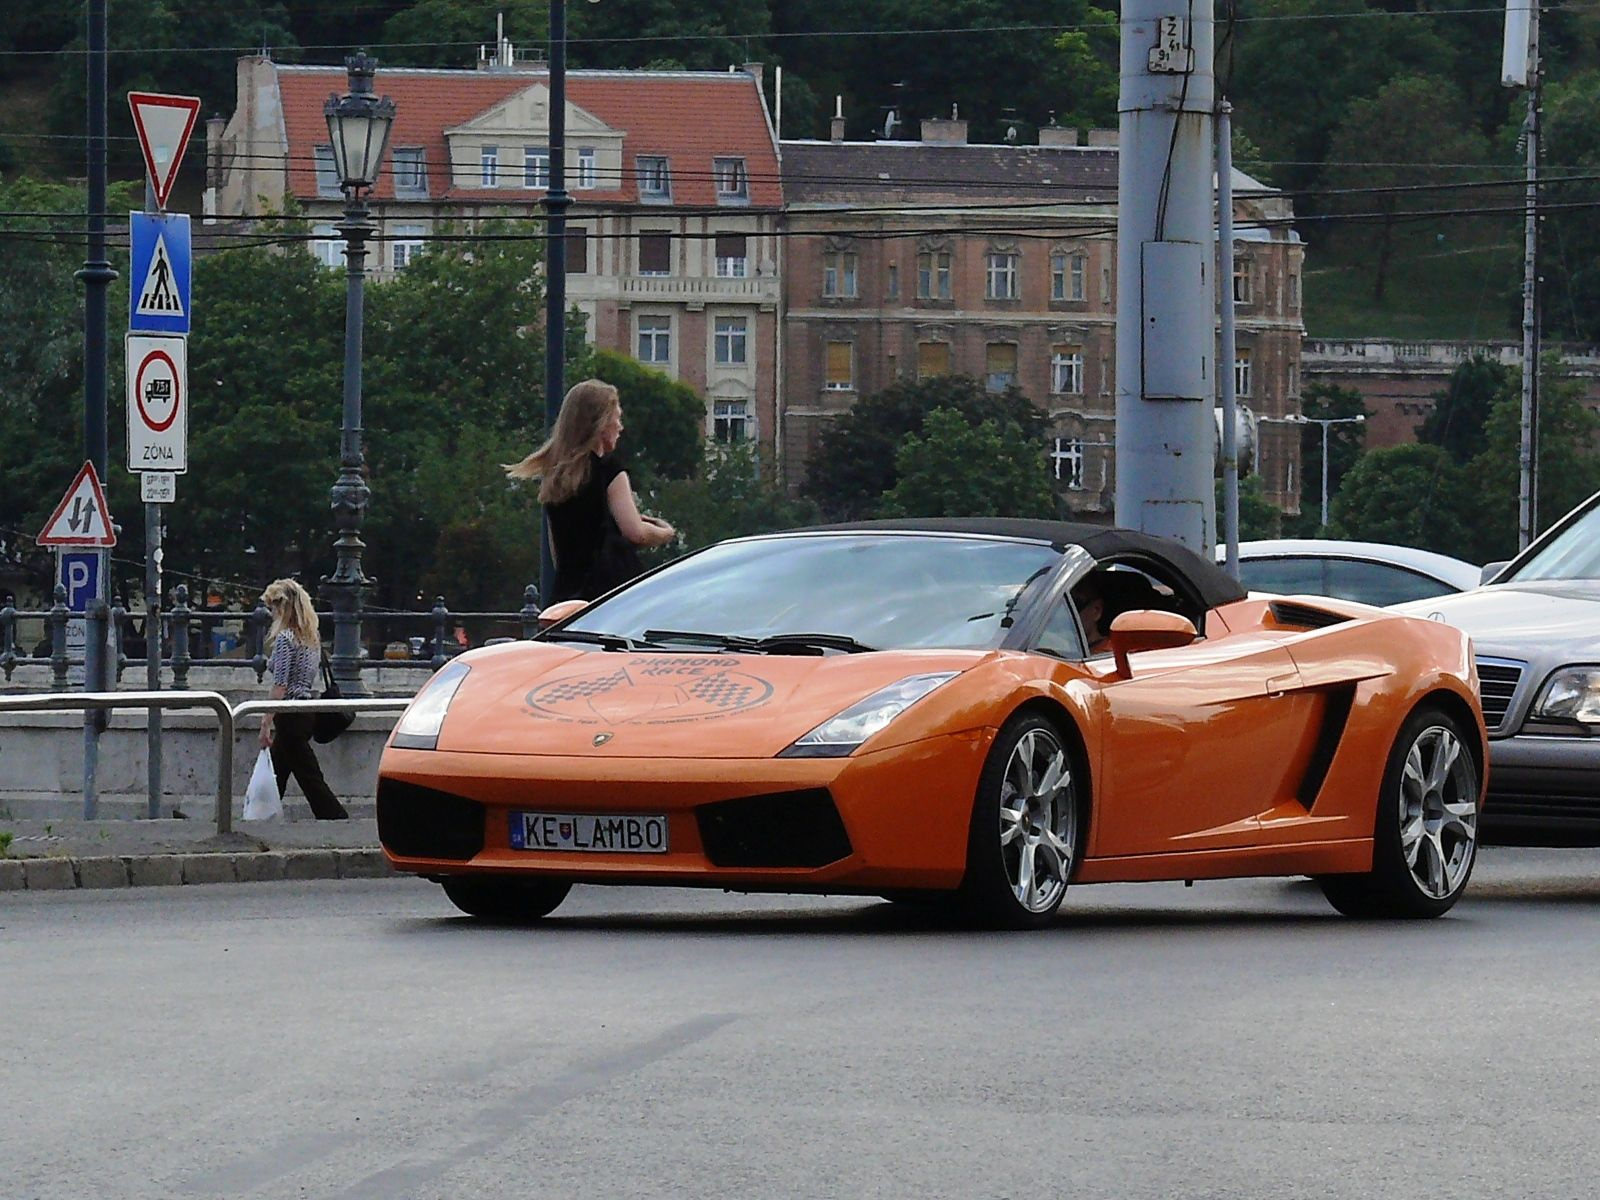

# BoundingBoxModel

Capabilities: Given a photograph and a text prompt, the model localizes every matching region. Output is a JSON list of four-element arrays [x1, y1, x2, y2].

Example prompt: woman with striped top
[[257, 578, 348, 820]]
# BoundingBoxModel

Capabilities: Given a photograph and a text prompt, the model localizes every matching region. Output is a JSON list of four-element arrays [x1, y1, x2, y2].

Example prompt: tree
[[802, 374, 1047, 520], [1327, 444, 1478, 560], [655, 439, 818, 551], [588, 349, 705, 489], [1283, 382, 1370, 535], [383, 1, 551, 69], [1217, 475, 1282, 542], [1417, 354, 1514, 465], [1539, 70, 1600, 341], [876, 407, 1056, 519]]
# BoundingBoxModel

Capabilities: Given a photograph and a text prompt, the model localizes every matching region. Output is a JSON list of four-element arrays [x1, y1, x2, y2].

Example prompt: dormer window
[[481, 146, 499, 188], [714, 157, 748, 202], [393, 147, 427, 198], [638, 156, 671, 201], [314, 145, 341, 198]]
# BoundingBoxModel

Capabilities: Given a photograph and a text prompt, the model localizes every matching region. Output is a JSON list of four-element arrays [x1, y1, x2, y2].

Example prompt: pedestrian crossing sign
[[129, 211, 191, 335]]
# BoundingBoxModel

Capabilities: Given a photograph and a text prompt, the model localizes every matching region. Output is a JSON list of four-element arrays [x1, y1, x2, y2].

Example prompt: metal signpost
[[127, 90, 199, 817]]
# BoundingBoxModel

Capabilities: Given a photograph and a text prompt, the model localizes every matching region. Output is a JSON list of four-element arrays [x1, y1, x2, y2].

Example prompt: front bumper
[[377, 729, 991, 892], [1482, 732, 1600, 844]]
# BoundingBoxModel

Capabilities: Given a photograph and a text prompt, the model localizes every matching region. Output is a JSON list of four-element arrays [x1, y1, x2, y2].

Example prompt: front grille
[[1475, 657, 1526, 733], [695, 789, 853, 868], [377, 778, 486, 861]]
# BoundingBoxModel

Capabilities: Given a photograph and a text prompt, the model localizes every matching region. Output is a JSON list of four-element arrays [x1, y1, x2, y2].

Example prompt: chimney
[[204, 115, 225, 222], [741, 61, 765, 94], [830, 94, 845, 142], [1038, 125, 1080, 148], [1085, 128, 1119, 147], [920, 104, 967, 145]]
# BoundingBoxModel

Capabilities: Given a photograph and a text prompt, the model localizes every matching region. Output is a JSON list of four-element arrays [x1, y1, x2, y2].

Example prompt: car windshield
[[564, 533, 1062, 650], [1507, 496, 1600, 582]]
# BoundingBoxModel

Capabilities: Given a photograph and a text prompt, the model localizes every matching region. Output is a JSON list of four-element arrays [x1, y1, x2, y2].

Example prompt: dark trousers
[[269, 712, 349, 820]]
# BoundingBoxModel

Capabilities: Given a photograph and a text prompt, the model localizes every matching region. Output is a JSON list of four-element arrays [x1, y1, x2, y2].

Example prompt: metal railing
[[0, 583, 545, 688], [0, 691, 411, 834]]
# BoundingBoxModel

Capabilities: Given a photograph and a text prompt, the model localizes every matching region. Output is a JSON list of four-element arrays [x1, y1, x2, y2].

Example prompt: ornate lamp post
[[322, 53, 395, 697]]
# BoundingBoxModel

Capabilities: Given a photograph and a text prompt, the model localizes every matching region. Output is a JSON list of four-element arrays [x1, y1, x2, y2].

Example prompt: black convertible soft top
[[792, 517, 1249, 612]]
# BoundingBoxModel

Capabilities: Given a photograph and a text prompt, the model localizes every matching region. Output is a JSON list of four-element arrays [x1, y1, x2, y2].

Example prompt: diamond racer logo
[[525, 656, 775, 725]]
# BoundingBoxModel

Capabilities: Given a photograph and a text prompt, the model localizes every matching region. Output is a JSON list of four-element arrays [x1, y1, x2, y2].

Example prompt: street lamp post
[[322, 54, 395, 698], [540, 0, 574, 606], [1298, 414, 1366, 528]]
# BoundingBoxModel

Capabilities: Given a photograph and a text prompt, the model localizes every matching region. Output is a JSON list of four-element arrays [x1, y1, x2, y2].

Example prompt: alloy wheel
[[998, 727, 1077, 914], [1398, 724, 1478, 900]]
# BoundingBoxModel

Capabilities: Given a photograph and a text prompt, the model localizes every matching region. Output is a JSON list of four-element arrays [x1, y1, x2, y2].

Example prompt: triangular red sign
[[128, 92, 201, 210], [38, 462, 117, 547]]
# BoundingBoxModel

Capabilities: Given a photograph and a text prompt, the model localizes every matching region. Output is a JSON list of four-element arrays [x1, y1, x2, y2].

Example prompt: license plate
[[510, 811, 669, 855]]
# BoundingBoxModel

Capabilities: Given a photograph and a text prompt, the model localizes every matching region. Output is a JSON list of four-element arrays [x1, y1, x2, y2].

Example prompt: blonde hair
[[262, 578, 319, 647], [503, 379, 620, 505]]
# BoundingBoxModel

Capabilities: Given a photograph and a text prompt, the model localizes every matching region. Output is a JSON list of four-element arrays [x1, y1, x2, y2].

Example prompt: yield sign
[[128, 91, 201, 209], [38, 462, 117, 547]]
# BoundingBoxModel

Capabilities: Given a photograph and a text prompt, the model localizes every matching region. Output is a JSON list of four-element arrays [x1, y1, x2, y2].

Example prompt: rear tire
[[957, 712, 1083, 930], [440, 877, 572, 922], [1319, 704, 1480, 919]]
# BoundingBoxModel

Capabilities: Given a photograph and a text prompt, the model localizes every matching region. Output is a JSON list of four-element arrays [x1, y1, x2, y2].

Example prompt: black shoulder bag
[[313, 651, 355, 744]]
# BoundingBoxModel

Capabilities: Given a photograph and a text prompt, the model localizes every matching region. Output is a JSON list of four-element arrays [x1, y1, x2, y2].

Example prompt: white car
[[1219, 539, 1482, 607]]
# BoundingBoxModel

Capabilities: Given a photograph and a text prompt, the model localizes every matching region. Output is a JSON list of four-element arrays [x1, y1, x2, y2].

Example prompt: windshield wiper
[[539, 629, 649, 651], [642, 629, 761, 650], [751, 632, 875, 654], [641, 629, 876, 655]]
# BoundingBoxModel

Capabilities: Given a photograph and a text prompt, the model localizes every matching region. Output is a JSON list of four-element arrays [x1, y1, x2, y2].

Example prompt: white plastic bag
[[242, 748, 282, 821]]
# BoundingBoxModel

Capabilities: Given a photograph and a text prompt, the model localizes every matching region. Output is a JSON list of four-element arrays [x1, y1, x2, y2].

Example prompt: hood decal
[[524, 656, 775, 725]]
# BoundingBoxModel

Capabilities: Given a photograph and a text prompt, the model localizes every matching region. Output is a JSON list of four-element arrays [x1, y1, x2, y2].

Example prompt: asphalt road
[[6, 848, 1600, 1200]]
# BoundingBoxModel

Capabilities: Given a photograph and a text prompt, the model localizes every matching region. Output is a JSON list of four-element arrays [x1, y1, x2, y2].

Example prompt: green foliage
[[1539, 71, 1600, 340], [1217, 475, 1283, 541], [589, 349, 705, 488], [1327, 443, 1478, 560], [1418, 355, 1514, 465], [1279, 383, 1370, 535], [0, 830, 12, 857], [875, 407, 1056, 519], [383, 1, 550, 68], [802, 374, 1047, 520], [656, 439, 818, 551]]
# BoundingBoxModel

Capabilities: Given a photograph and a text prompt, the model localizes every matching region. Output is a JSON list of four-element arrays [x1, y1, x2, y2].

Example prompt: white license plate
[[510, 811, 669, 854]]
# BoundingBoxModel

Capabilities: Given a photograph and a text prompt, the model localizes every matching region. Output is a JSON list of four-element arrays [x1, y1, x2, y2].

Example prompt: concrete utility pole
[[1115, 0, 1216, 553], [1514, 1, 1540, 549]]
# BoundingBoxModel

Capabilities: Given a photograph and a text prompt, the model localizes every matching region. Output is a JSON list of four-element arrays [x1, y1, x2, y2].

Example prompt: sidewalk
[[0, 813, 390, 892]]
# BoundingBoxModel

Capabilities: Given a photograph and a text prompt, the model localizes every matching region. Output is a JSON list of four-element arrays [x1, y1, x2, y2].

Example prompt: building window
[[566, 227, 588, 274], [986, 252, 1019, 300], [577, 147, 597, 189], [392, 147, 426, 197], [638, 156, 671, 200], [391, 223, 426, 270], [823, 250, 858, 298], [311, 223, 340, 268], [1099, 357, 1110, 395], [1051, 345, 1084, 395], [1051, 252, 1086, 301], [314, 145, 341, 197], [480, 145, 499, 187], [714, 317, 748, 366], [1234, 349, 1252, 397], [714, 233, 748, 278], [714, 157, 749, 201], [985, 342, 1018, 392], [638, 232, 671, 276], [1232, 258, 1252, 304], [1288, 271, 1301, 309], [1101, 265, 1112, 304], [1052, 437, 1085, 488], [637, 316, 671, 364], [523, 146, 550, 189], [917, 341, 951, 379], [825, 341, 854, 390], [886, 265, 899, 300], [1288, 362, 1299, 395], [917, 250, 952, 300], [714, 399, 749, 442]]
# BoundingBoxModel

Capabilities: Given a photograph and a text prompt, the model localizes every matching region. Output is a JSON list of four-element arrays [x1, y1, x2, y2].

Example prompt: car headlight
[[1533, 666, 1600, 725], [780, 672, 958, 758], [391, 660, 471, 750]]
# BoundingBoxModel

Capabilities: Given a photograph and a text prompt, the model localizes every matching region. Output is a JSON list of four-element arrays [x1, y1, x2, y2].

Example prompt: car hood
[[430, 642, 993, 758], [1393, 582, 1600, 656]]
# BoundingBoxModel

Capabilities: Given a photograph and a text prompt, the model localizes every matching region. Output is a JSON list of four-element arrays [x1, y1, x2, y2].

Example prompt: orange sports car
[[377, 519, 1488, 928]]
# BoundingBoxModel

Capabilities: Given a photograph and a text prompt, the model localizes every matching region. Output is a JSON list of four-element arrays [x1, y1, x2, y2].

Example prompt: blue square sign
[[58, 551, 102, 613], [129, 211, 191, 336]]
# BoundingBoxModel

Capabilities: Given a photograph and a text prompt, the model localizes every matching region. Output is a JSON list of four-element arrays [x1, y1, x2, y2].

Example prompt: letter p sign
[[60, 551, 101, 614]]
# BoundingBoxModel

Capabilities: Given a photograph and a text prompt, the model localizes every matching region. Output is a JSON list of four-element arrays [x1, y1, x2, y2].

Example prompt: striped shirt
[[268, 632, 320, 699]]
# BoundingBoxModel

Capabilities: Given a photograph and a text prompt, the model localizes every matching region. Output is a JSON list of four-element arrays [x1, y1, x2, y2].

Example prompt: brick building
[[779, 117, 1307, 515], [212, 53, 784, 450]]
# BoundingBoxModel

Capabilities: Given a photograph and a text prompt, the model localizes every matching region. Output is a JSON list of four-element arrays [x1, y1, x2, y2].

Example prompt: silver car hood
[[1395, 582, 1600, 657]]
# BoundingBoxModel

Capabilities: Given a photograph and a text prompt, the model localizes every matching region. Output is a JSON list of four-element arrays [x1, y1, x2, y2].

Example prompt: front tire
[[1319, 704, 1480, 919], [440, 876, 572, 922], [958, 712, 1083, 929]]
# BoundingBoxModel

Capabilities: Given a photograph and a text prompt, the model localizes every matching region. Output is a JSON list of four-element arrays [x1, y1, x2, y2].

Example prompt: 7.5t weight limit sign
[[126, 333, 187, 472]]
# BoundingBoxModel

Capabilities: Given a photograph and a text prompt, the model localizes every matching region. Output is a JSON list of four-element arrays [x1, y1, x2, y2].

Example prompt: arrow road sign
[[129, 211, 191, 335], [127, 92, 201, 210], [38, 462, 117, 547], [127, 334, 188, 473]]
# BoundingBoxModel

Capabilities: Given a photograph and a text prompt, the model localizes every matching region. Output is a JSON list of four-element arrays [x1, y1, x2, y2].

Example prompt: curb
[[0, 848, 394, 892]]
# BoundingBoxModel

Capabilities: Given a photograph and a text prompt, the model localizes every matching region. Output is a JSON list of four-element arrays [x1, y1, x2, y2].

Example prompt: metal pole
[[1216, 100, 1238, 578], [540, 0, 570, 606], [1517, 3, 1541, 549], [1115, 0, 1217, 553], [143, 178, 164, 819], [326, 197, 373, 697], [1320, 421, 1331, 528]]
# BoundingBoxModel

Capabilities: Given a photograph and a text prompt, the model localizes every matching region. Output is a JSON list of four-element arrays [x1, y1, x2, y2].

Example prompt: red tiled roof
[[275, 64, 781, 207]]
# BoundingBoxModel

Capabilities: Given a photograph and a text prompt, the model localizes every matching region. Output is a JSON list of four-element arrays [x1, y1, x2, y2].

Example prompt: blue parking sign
[[129, 211, 191, 335], [59, 550, 102, 613]]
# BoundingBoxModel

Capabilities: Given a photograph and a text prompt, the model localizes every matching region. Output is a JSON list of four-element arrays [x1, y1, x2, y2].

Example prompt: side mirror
[[1108, 609, 1197, 677], [536, 599, 589, 630], [1480, 561, 1509, 585]]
